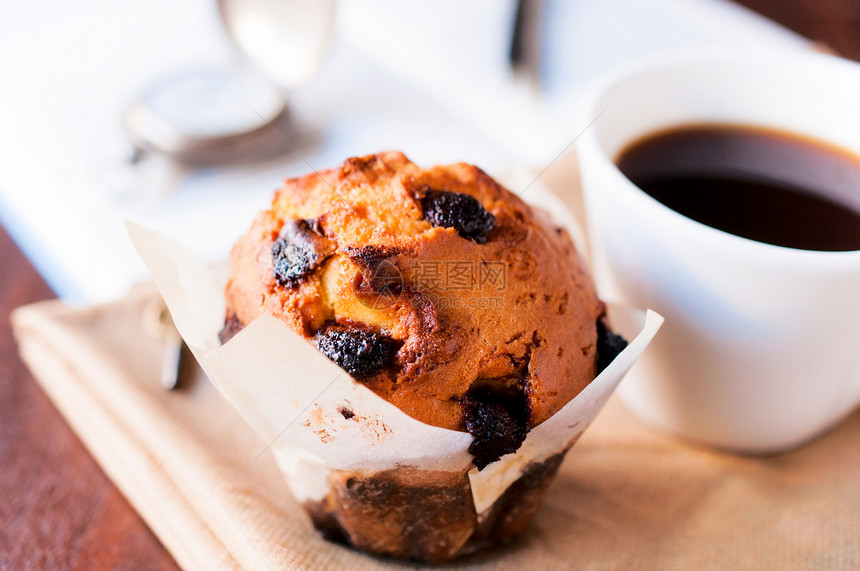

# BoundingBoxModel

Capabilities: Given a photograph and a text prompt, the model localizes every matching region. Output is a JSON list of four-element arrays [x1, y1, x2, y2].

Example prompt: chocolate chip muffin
[[222, 151, 625, 561]]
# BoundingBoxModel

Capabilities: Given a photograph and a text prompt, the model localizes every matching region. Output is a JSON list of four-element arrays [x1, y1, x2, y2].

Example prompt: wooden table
[[1, 2, 858, 568]]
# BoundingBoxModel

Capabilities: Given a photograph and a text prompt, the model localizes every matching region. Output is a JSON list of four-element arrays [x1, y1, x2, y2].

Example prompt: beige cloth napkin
[[12, 284, 860, 570]]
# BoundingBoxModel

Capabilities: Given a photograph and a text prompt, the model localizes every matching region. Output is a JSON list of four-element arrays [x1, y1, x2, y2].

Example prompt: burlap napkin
[[11, 283, 860, 570]]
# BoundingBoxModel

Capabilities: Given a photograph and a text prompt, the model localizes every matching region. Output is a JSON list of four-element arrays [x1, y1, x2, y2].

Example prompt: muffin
[[221, 151, 626, 561]]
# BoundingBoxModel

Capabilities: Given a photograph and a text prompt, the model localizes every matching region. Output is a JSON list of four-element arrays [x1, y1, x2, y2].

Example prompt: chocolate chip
[[218, 313, 244, 344], [306, 216, 326, 235], [272, 219, 331, 287], [346, 246, 404, 295], [421, 190, 495, 243], [316, 325, 401, 378], [462, 381, 529, 470], [596, 319, 628, 373], [338, 406, 355, 420]]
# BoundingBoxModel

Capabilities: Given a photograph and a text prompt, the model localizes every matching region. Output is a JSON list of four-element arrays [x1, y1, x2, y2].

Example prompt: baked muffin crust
[[224, 152, 606, 447]]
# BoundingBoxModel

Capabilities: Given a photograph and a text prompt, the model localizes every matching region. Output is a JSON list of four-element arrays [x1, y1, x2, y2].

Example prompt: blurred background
[[3, 1, 860, 569], [0, 0, 814, 303]]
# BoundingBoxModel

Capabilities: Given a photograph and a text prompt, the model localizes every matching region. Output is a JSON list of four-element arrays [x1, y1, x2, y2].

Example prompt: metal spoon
[[143, 298, 190, 391]]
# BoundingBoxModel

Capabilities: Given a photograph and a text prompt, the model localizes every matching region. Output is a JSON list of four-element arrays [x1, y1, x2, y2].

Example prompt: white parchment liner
[[125, 188, 663, 515]]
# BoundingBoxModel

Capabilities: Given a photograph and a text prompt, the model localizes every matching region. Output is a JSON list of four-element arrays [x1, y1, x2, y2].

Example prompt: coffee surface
[[617, 125, 860, 252]]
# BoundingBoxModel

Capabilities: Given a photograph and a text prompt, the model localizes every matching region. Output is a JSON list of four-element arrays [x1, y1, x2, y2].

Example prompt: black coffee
[[617, 125, 860, 251]]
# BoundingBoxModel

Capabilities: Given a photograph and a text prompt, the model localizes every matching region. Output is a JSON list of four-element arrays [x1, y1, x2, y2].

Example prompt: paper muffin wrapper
[[299, 449, 570, 562], [128, 220, 661, 560], [125, 178, 662, 560]]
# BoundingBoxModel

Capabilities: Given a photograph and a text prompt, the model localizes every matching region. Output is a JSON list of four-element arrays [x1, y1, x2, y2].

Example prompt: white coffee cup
[[576, 49, 860, 453]]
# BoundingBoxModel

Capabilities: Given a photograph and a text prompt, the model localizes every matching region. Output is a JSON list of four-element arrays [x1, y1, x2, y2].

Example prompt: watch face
[[125, 66, 288, 164]]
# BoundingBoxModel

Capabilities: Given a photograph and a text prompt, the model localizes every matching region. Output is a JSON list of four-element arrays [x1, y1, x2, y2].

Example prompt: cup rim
[[576, 47, 860, 262]]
